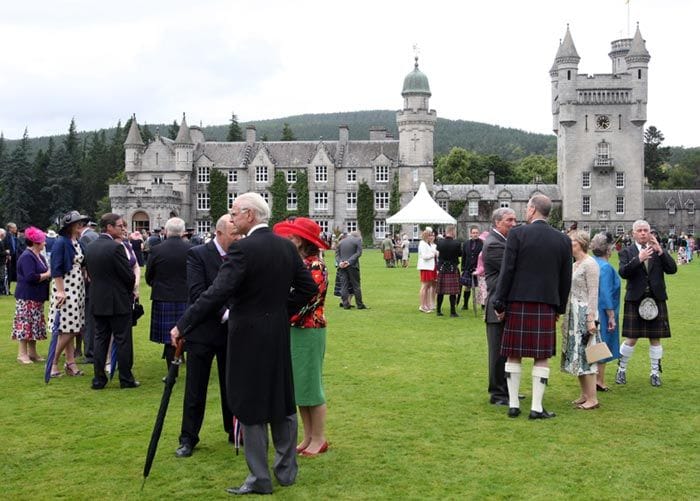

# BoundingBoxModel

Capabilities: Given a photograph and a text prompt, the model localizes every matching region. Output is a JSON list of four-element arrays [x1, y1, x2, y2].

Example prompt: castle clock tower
[[552, 25, 649, 234]]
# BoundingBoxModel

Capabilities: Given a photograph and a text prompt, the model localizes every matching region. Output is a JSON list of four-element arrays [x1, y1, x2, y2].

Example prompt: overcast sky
[[1, 0, 697, 147]]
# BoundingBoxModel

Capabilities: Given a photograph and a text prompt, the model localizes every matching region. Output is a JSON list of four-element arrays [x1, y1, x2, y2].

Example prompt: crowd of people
[[1, 191, 688, 494]]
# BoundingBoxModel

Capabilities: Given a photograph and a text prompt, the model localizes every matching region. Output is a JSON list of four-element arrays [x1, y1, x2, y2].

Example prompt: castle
[[110, 25, 698, 239]]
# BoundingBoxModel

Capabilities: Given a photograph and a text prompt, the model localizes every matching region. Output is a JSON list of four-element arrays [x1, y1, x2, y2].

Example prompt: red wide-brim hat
[[273, 217, 329, 250]]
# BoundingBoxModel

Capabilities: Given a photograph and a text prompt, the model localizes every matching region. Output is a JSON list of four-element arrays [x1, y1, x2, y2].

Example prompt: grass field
[[1, 250, 699, 500]]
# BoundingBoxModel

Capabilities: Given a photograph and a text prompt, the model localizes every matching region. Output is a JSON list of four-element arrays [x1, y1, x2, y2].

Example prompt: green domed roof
[[402, 58, 431, 96]]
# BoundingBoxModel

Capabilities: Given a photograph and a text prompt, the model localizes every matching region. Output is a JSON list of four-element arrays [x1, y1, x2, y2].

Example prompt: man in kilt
[[616, 221, 677, 387], [435, 225, 462, 317], [146, 217, 192, 371], [492, 195, 572, 419]]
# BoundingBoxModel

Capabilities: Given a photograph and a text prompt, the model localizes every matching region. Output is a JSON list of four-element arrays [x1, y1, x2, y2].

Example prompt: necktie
[[641, 244, 649, 271]]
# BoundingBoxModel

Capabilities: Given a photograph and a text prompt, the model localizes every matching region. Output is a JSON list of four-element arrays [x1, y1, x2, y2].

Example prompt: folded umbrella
[[142, 339, 184, 490], [109, 341, 118, 380], [44, 311, 61, 384]]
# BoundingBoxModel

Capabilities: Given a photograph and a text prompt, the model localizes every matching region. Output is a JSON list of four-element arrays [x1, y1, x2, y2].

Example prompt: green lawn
[[1, 250, 698, 500]]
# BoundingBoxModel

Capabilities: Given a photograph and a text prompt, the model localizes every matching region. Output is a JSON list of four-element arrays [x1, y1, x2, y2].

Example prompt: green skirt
[[290, 326, 326, 406]]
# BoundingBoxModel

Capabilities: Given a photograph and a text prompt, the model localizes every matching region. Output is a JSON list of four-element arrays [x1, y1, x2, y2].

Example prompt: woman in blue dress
[[590, 233, 621, 392]]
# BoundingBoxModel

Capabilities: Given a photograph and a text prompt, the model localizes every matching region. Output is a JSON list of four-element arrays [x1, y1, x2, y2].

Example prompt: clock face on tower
[[595, 115, 611, 130]]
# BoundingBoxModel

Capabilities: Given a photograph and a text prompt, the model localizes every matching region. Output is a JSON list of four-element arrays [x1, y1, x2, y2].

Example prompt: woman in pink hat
[[273, 217, 330, 457], [11, 227, 51, 363]]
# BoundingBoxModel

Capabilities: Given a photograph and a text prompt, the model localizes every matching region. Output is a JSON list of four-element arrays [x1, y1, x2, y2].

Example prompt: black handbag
[[132, 300, 145, 326]]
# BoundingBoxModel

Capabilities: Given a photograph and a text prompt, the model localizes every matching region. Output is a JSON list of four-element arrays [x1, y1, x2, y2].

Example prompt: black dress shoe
[[120, 380, 141, 389], [436, 311, 444, 316], [490, 397, 509, 406], [175, 443, 193, 458], [91, 382, 106, 390], [528, 409, 556, 420], [225, 484, 271, 495], [507, 407, 521, 418], [357, 304, 368, 310], [450, 312, 459, 317]]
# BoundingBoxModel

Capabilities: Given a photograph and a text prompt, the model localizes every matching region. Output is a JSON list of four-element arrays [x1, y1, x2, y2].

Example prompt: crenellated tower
[[552, 24, 649, 234]]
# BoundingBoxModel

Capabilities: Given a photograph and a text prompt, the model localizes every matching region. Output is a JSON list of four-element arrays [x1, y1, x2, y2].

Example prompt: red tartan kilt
[[622, 300, 671, 338], [500, 301, 557, 359], [437, 271, 461, 295]]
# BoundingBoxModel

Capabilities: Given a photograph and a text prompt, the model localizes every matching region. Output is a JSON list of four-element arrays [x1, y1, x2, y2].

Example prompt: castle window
[[287, 191, 297, 211], [346, 220, 357, 233], [196, 219, 211, 234], [375, 192, 390, 210], [374, 220, 387, 240], [688, 201, 695, 215], [582, 172, 591, 189], [346, 192, 357, 210], [347, 169, 357, 183], [259, 192, 269, 203], [197, 166, 210, 184], [375, 165, 389, 183], [438, 199, 448, 211], [314, 192, 328, 211], [638, 69, 642, 79], [468, 200, 479, 216], [616, 196, 625, 214], [567, 70, 571, 80], [153, 176, 164, 185], [668, 203, 676, 215], [669, 224, 676, 236], [286, 170, 297, 183], [616, 225, 625, 236], [616, 172, 625, 188], [197, 192, 210, 210], [255, 166, 268, 183], [582, 195, 591, 215], [228, 192, 238, 209], [228, 169, 238, 183], [315, 165, 328, 183], [618, 114, 622, 130], [316, 220, 329, 233], [156, 152, 159, 165]]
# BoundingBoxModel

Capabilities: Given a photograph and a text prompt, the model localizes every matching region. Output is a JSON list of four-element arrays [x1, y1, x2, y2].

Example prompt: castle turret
[[553, 25, 580, 126], [174, 113, 193, 172], [625, 24, 650, 124], [124, 114, 144, 172]]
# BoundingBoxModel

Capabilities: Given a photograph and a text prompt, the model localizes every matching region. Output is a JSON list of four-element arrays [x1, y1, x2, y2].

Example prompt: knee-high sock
[[649, 345, 663, 375], [505, 362, 522, 408], [436, 294, 444, 313], [531, 366, 550, 413], [619, 342, 635, 371], [449, 295, 457, 314]]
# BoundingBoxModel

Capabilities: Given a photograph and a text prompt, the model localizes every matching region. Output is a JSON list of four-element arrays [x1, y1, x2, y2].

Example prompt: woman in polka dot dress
[[48, 211, 89, 378]]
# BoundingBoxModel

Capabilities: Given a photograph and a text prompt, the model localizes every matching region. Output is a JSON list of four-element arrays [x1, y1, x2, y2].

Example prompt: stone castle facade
[[110, 26, 698, 239]]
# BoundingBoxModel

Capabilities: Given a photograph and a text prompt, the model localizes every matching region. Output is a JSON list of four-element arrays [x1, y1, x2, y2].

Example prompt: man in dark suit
[[337, 230, 366, 309], [616, 221, 677, 387], [175, 214, 240, 458], [146, 217, 192, 370], [78, 222, 100, 361], [492, 195, 572, 419], [461, 225, 483, 310], [482, 207, 517, 406], [85, 213, 138, 389], [171, 193, 317, 496]]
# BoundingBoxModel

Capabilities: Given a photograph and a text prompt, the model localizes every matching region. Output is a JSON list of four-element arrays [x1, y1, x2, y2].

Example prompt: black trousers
[[486, 322, 508, 400], [93, 313, 135, 386], [179, 341, 233, 446], [83, 293, 95, 359], [339, 266, 363, 306]]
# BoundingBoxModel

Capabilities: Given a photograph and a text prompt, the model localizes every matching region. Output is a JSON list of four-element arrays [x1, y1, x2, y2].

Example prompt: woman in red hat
[[273, 217, 330, 457]]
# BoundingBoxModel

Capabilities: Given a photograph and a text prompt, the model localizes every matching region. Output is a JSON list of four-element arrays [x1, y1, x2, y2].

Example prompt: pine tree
[[29, 144, 52, 226], [141, 123, 155, 143], [281, 123, 296, 141], [43, 145, 75, 223], [227, 112, 243, 141], [208, 168, 228, 222], [0, 129, 34, 227], [294, 169, 309, 217], [81, 131, 111, 217], [109, 119, 126, 181], [644, 126, 671, 188], [168, 120, 180, 140], [64, 118, 82, 210], [270, 170, 288, 225], [357, 180, 374, 247]]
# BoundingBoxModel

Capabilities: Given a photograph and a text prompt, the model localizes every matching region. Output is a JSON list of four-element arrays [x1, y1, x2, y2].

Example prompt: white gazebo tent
[[386, 182, 456, 225]]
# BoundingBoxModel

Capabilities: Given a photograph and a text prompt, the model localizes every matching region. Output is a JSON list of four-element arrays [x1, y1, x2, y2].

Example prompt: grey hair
[[165, 217, 186, 237], [445, 225, 456, 235], [569, 229, 591, 253], [236, 192, 270, 223], [215, 213, 233, 232], [590, 233, 612, 257], [528, 194, 552, 217], [491, 207, 516, 225], [632, 219, 650, 231]]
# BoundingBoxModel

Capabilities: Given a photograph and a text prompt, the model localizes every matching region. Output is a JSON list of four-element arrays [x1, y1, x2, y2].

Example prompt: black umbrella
[[141, 339, 184, 490]]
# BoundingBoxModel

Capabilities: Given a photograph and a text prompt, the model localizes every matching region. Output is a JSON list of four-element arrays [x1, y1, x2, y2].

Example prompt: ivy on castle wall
[[389, 171, 400, 216], [270, 170, 288, 225], [294, 169, 309, 217], [209, 168, 228, 223], [357, 180, 374, 247]]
